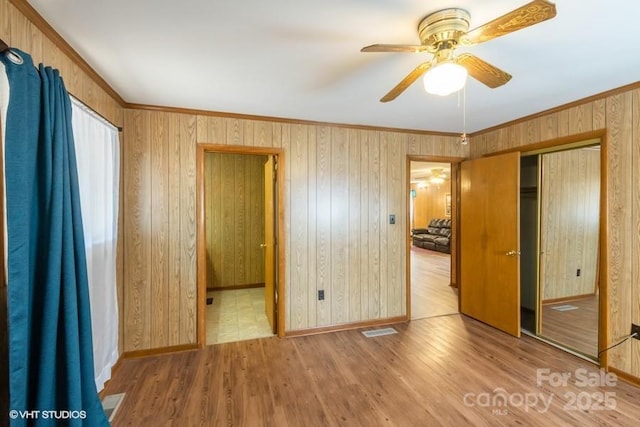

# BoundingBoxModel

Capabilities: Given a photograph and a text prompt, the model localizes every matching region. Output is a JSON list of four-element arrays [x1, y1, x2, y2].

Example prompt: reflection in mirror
[[538, 146, 600, 358]]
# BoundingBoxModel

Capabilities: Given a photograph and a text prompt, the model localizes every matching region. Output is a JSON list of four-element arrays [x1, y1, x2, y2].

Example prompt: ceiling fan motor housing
[[417, 8, 470, 52]]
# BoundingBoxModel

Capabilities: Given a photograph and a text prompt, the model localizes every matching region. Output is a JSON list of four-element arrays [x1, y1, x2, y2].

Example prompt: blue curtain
[[1, 50, 108, 426]]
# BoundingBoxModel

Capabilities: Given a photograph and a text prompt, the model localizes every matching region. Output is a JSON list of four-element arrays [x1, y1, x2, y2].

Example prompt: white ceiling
[[410, 161, 450, 182], [27, 0, 640, 133]]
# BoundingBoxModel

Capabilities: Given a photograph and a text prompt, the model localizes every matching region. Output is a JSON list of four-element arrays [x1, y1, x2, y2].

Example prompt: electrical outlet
[[576, 269, 581, 277], [631, 324, 640, 340], [318, 290, 325, 301]]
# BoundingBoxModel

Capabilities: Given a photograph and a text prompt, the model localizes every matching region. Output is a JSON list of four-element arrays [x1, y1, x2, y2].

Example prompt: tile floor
[[206, 288, 275, 345]]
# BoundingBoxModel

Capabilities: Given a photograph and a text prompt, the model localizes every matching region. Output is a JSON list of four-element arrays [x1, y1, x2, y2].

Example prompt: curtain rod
[[0, 39, 24, 66], [0, 38, 122, 132], [70, 95, 122, 132]]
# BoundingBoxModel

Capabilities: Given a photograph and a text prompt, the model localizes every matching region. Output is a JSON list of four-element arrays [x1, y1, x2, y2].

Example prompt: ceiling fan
[[361, 0, 557, 102], [413, 167, 449, 184], [428, 168, 448, 184]]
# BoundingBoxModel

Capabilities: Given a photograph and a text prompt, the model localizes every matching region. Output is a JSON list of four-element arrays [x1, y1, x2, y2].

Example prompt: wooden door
[[460, 152, 521, 337], [263, 156, 276, 333]]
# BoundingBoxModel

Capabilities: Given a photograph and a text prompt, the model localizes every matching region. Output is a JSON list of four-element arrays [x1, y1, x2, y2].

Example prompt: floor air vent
[[550, 304, 578, 312], [102, 392, 125, 422], [362, 327, 398, 338]]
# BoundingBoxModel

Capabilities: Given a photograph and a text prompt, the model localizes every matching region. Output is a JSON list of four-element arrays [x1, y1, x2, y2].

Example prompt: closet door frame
[[491, 130, 608, 365]]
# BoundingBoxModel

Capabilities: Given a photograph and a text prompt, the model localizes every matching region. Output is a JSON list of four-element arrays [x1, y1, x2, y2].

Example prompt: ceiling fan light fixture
[[423, 61, 468, 96], [429, 167, 447, 184]]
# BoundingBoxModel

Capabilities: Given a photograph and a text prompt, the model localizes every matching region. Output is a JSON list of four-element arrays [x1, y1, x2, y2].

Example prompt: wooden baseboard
[[542, 293, 596, 304], [207, 283, 265, 292], [607, 366, 640, 387], [285, 316, 409, 338], [122, 343, 198, 359]]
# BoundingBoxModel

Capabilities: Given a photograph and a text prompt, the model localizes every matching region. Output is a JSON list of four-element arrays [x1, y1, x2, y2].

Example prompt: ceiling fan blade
[[361, 44, 429, 53], [457, 54, 512, 88], [380, 62, 432, 102], [462, 0, 557, 45]]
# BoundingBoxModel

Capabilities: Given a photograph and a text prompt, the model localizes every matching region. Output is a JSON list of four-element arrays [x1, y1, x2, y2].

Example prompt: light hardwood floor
[[104, 315, 640, 426], [411, 246, 458, 319], [541, 296, 599, 358]]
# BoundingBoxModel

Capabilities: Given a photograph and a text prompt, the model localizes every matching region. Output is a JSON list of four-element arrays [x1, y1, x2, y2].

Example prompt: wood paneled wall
[[471, 87, 640, 379], [540, 148, 600, 301], [410, 180, 451, 229], [123, 110, 197, 351], [1, 0, 125, 353], [123, 110, 467, 351], [204, 153, 266, 289]]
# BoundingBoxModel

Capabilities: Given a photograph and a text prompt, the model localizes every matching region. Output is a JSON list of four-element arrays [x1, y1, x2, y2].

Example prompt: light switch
[[389, 214, 395, 225]]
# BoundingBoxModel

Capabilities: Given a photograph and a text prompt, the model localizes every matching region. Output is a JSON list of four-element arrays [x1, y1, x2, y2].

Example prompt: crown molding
[[125, 103, 460, 137], [471, 81, 640, 137], [9, 0, 125, 106]]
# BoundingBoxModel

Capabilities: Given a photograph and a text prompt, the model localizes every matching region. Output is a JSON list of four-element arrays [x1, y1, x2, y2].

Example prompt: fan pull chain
[[460, 85, 468, 145]]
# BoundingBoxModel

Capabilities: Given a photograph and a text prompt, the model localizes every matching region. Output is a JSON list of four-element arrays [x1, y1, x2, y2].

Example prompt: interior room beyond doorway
[[409, 160, 458, 320], [202, 151, 276, 345]]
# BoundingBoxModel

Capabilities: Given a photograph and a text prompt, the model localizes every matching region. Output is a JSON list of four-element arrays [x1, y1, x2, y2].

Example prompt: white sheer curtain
[[71, 97, 120, 392]]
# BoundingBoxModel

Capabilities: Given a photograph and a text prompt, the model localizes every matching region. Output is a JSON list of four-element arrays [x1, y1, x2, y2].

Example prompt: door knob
[[260, 243, 266, 248], [506, 250, 520, 257]]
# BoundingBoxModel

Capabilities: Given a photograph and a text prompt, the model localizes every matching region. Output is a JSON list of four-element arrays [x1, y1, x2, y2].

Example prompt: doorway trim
[[483, 129, 608, 366], [406, 155, 463, 320], [196, 144, 286, 347]]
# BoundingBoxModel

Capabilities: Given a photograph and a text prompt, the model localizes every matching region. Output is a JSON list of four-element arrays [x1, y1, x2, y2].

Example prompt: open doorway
[[408, 160, 458, 319], [196, 145, 285, 346]]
